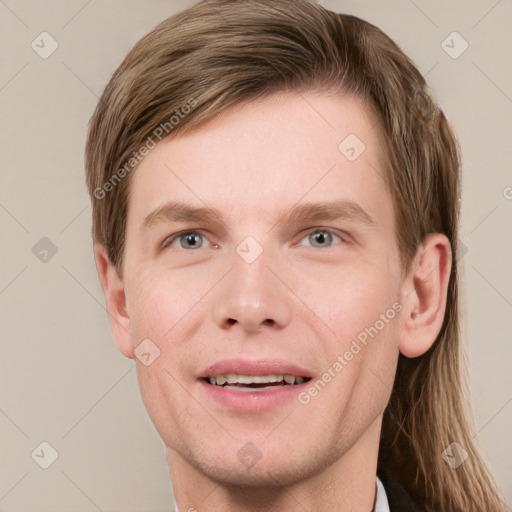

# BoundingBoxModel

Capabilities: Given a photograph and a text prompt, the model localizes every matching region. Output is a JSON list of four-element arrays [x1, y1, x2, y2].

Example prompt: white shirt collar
[[174, 475, 389, 512], [375, 475, 390, 512]]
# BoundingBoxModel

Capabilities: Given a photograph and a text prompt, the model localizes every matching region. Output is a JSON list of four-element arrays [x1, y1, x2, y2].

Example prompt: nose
[[211, 247, 293, 334]]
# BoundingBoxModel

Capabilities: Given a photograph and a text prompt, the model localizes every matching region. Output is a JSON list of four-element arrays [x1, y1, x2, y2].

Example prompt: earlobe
[[398, 233, 452, 358], [93, 243, 135, 359]]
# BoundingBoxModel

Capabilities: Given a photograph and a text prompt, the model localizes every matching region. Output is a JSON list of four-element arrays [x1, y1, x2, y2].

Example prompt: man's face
[[121, 92, 407, 486]]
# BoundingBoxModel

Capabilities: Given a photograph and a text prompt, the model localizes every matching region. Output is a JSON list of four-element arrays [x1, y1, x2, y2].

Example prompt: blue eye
[[162, 229, 341, 251], [300, 229, 341, 248], [163, 231, 207, 250]]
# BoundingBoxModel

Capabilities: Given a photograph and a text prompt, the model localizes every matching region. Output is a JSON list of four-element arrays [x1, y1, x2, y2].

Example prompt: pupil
[[182, 233, 201, 248], [312, 231, 330, 246]]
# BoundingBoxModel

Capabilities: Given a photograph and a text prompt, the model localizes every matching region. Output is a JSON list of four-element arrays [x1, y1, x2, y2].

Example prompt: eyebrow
[[141, 201, 224, 231], [280, 200, 376, 229], [141, 199, 376, 232]]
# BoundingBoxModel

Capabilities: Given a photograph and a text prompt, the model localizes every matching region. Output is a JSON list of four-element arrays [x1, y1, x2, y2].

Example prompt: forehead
[[128, 91, 392, 227]]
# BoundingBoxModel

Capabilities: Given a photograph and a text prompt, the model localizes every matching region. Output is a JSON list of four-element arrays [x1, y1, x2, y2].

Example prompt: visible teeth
[[237, 374, 256, 384], [216, 375, 227, 385], [206, 374, 305, 386]]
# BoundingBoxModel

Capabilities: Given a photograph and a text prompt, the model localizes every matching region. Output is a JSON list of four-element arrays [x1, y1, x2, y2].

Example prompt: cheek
[[135, 359, 192, 450], [126, 266, 203, 341], [127, 269, 206, 445], [295, 255, 403, 405], [295, 257, 401, 341]]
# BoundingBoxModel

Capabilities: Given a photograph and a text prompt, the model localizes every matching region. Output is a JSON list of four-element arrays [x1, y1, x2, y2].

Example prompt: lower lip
[[199, 379, 310, 412]]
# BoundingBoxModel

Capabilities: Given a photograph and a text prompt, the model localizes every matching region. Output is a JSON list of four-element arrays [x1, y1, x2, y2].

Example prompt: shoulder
[[378, 470, 430, 512]]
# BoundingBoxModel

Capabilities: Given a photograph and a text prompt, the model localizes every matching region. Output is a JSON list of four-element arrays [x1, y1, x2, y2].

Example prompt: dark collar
[[377, 471, 429, 512]]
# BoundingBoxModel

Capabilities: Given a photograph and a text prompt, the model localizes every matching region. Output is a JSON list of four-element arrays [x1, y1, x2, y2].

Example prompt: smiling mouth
[[203, 374, 311, 390]]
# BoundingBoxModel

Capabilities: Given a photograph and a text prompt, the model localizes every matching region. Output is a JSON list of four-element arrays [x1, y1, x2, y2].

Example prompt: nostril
[[225, 318, 275, 327]]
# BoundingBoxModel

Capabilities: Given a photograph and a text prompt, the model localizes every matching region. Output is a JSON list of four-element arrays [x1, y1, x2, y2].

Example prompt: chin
[[195, 461, 304, 489], [182, 441, 338, 490]]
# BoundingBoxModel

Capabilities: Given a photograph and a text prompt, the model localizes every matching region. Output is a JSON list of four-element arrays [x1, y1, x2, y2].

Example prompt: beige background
[[0, 0, 510, 510]]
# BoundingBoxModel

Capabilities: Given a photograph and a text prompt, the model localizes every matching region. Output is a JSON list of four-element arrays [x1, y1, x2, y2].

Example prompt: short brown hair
[[85, 1, 503, 509]]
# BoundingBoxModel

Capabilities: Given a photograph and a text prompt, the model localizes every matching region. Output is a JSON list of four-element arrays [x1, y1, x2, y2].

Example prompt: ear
[[93, 243, 135, 359], [398, 233, 452, 358]]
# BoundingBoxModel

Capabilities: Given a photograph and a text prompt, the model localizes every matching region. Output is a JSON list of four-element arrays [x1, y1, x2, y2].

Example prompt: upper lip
[[201, 358, 313, 378]]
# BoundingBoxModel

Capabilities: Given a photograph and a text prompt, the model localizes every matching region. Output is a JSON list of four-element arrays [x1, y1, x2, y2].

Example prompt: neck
[[169, 416, 382, 512]]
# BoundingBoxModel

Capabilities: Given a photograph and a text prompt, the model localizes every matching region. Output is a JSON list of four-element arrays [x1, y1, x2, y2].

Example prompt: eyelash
[[297, 228, 344, 248], [161, 230, 211, 250], [161, 228, 345, 250]]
